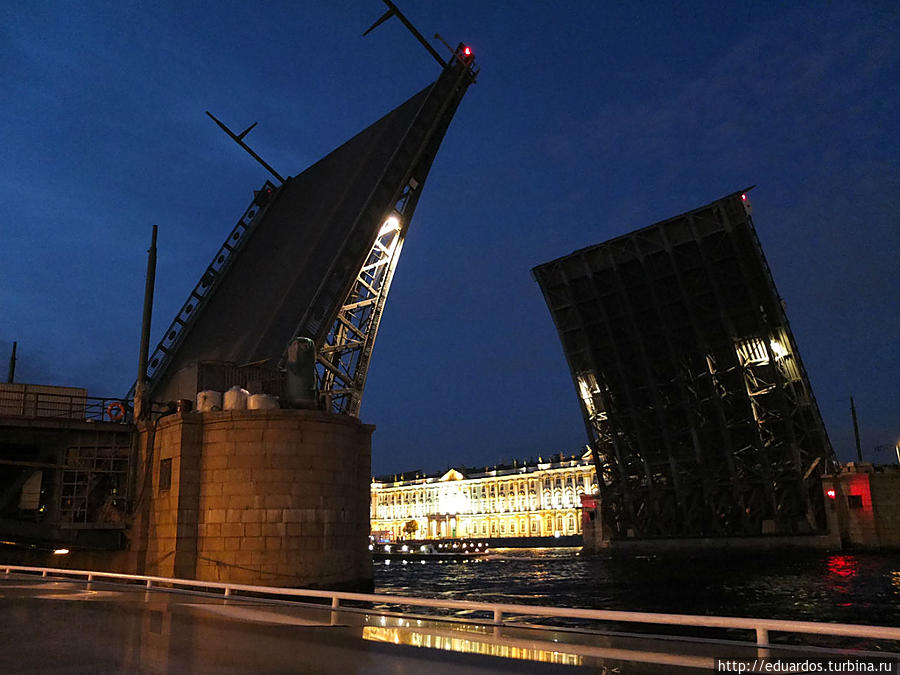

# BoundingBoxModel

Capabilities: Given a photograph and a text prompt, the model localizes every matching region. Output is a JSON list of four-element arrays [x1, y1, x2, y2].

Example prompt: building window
[[159, 458, 172, 492], [847, 494, 863, 509]]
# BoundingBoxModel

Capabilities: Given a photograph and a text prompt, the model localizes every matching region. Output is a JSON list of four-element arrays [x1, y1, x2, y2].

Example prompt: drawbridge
[[533, 191, 837, 540], [142, 8, 477, 416], [0, 5, 477, 551]]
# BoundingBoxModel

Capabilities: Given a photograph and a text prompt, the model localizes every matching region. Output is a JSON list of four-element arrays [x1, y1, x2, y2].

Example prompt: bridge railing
[[0, 387, 132, 424], [3, 564, 900, 650]]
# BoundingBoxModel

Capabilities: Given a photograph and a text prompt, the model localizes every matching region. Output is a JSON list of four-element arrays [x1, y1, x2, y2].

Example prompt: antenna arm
[[363, 8, 394, 36], [365, 0, 447, 68], [205, 111, 285, 185]]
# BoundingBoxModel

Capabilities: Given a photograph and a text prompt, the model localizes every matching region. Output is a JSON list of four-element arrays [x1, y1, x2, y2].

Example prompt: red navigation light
[[457, 44, 474, 64], [826, 489, 836, 500], [741, 194, 747, 201]]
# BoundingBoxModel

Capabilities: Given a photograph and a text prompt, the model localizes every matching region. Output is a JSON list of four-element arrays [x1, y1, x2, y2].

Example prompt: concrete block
[[235, 551, 255, 566], [221, 522, 243, 538], [232, 429, 264, 443], [225, 494, 255, 509], [250, 468, 282, 483], [263, 441, 298, 455], [238, 442, 268, 456], [264, 494, 292, 509], [240, 537, 264, 551], [201, 495, 227, 511], [204, 428, 236, 444], [217, 551, 236, 565], [203, 537, 225, 552], [203, 455, 228, 470], [244, 523, 261, 537], [241, 509, 264, 523], [203, 437, 234, 459], [262, 523, 284, 537], [225, 468, 252, 483], [269, 454, 309, 469], [199, 482, 223, 497], [227, 454, 262, 469], [267, 482, 294, 496], [223, 480, 256, 496], [224, 537, 242, 551]]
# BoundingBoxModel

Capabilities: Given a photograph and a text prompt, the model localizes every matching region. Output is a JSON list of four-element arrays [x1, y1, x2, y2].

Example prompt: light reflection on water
[[374, 547, 900, 627]]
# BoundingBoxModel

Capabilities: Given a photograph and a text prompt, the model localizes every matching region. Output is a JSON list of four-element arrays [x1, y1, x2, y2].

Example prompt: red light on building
[[826, 489, 836, 499]]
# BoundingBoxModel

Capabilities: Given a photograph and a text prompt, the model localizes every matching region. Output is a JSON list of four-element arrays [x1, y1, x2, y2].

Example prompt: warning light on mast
[[457, 44, 474, 65]]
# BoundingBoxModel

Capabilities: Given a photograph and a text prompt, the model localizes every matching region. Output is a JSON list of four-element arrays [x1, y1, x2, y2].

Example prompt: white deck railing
[[4, 564, 900, 649]]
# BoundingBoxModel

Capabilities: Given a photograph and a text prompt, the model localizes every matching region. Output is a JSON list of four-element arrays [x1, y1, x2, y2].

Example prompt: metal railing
[[0, 389, 132, 424], [3, 565, 900, 650]]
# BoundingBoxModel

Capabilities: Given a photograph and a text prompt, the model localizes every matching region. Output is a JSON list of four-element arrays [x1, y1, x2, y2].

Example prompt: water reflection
[[362, 625, 583, 666], [827, 555, 859, 579], [375, 547, 900, 627], [826, 554, 860, 607]]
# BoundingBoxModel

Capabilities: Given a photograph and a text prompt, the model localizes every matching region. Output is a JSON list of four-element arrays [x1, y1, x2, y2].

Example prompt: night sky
[[2, 1, 897, 476]]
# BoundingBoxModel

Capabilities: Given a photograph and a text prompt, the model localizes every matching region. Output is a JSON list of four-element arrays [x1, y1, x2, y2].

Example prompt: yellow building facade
[[371, 452, 597, 542]]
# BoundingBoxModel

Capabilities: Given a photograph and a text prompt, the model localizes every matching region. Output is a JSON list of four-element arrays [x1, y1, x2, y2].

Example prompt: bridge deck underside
[[533, 192, 835, 539], [152, 87, 433, 402]]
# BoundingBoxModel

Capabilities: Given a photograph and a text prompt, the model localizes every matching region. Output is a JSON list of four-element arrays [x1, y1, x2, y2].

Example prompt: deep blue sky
[[1, 1, 897, 475]]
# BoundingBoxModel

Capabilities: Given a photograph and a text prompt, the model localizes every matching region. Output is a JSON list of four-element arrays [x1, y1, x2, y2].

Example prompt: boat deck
[[0, 572, 895, 673]]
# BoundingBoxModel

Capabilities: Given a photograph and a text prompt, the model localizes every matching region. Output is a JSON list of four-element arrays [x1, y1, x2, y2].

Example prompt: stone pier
[[132, 408, 374, 590]]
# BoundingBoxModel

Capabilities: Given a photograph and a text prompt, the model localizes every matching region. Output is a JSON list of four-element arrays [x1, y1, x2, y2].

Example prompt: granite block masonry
[[132, 408, 374, 590]]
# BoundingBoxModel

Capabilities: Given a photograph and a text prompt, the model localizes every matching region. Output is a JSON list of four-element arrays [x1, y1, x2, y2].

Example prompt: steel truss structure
[[533, 191, 836, 539], [303, 51, 477, 414], [316, 186, 411, 415], [145, 48, 476, 412]]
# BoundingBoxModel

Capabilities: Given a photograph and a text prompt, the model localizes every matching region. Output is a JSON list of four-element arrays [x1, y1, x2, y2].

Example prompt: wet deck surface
[[0, 573, 816, 673]]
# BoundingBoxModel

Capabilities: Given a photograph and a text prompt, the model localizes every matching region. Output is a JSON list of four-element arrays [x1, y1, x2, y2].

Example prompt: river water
[[374, 547, 900, 629]]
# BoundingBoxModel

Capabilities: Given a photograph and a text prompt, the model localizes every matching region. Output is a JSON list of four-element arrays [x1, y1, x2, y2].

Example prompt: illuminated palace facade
[[371, 452, 597, 541]]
